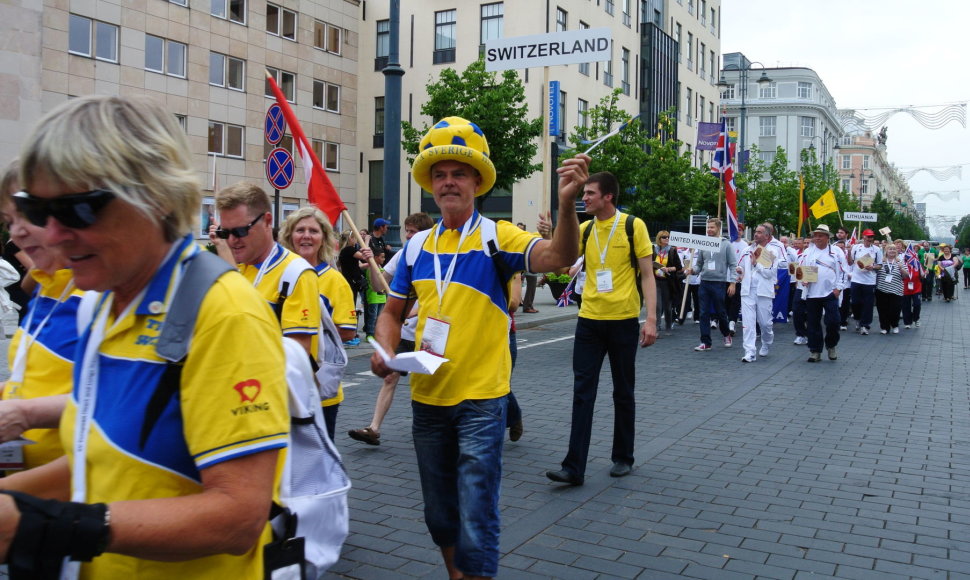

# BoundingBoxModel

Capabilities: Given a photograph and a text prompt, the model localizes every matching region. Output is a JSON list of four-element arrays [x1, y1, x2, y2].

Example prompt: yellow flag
[[810, 189, 838, 219]]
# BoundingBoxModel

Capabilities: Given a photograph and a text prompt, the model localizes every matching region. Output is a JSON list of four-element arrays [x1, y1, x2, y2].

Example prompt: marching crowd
[[0, 93, 961, 580]]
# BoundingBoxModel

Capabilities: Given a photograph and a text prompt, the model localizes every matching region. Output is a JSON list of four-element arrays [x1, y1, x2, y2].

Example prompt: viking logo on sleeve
[[231, 379, 270, 415]]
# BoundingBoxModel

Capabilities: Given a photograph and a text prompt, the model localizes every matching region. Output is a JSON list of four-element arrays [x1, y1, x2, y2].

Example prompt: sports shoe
[[915, 321, 921, 327], [892, 327, 899, 334], [609, 462, 632, 477], [694, 343, 713, 352], [546, 469, 584, 486], [855, 323, 862, 333], [807, 352, 821, 363], [343, 337, 361, 346], [904, 324, 911, 329], [860, 328, 869, 335], [839, 325, 848, 331], [793, 336, 807, 345], [827, 347, 838, 361], [694, 320, 700, 324], [741, 354, 756, 363], [729, 320, 736, 333], [710, 321, 718, 329], [758, 345, 770, 357], [880, 329, 888, 335], [723, 336, 733, 347]]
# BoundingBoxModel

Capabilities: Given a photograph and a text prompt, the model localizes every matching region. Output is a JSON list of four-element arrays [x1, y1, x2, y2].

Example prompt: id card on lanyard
[[426, 215, 475, 357], [591, 214, 621, 293]]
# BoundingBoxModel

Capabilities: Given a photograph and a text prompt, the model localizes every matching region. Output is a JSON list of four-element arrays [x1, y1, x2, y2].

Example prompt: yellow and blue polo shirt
[[315, 261, 355, 407], [389, 212, 539, 406], [238, 243, 320, 338], [2, 268, 82, 470], [578, 212, 653, 321], [61, 236, 288, 579]]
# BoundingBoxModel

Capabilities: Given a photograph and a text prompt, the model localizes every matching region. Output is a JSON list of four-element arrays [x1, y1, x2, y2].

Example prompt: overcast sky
[[721, 0, 969, 238]]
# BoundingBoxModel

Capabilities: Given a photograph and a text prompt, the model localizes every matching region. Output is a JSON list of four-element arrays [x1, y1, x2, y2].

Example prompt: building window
[[374, 96, 385, 136], [209, 52, 245, 90], [674, 23, 681, 63], [710, 7, 716, 33], [800, 116, 815, 137], [687, 0, 694, 15], [434, 10, 457, 64], [685, 88, 693, 125], [698, 42, 706, 79], [686, 33, 693, 70], [211, 0, 246, 24], [557, 90, 567, 143], [267, 4, 297, 40], [797, 81, 812, 99], [314, 21, 342, 54], [264, 135, 293, 159], [578, 21, 590, 75], [481, 2, 503, 43], [726, 117, 737, 133], [758, 82, 777, 99], [578, 98, 588, 130], [605, 0, 614, 16], [265, 67, 296, 102], [313, 80, 340, 113], [759, 116, 776, 137], [174, 114, 187, 130], [698, 96, 705, 122], [861, 179, 869, 195], [841, 154, 851, 170], [709, 51, 716, 82], [841, 178, 851, 192], [69, 14, 118, 62], [622, 0, 631, 26], [700, 0, 707, 24], [312, 140, 339, 172], [556, 7, 567, 31], [375, 20, 389, 70], [208, 121, 244, 158], [621, 48, 630, 95], [604, 53, 613, 87], [863, 155, 871, 170], [145, 35, 186, 77], [759, 150, 775, 163]]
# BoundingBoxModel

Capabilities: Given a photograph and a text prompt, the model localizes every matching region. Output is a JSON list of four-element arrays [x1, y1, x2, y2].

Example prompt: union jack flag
[[710, 119, 739, 242], [904, 243, 926, 276], [557, 277, 577, 307]]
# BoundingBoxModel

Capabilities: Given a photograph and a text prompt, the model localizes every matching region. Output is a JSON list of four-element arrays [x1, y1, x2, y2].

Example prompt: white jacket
[[738, 244, 780, 298]]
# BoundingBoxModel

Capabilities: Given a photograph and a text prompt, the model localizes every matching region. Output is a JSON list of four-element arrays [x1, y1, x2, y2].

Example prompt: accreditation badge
[[421, 316, 451, 357], [595, 269, 614, 293]]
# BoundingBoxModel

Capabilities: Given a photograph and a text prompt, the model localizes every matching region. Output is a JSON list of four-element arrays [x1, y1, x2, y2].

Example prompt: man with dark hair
[[547, 171, 657, 486], [370, 217, 390, 257], [684, 217, 736, 352]]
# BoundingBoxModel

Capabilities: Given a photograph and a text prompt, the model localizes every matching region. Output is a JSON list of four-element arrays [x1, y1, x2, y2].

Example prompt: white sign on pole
[[844, 212, 878, 222], [668, 231, 724, 252], [484, 28, 612, 71]]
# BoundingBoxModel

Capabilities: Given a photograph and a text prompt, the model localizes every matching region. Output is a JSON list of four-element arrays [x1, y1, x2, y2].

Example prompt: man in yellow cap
[[370, 117, 588, 580]]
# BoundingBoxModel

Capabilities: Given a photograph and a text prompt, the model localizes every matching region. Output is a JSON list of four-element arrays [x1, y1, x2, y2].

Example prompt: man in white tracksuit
[[736, 223, 783, 362]]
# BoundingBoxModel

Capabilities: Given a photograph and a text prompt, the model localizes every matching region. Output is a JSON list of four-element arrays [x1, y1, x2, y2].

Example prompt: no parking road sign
[[264, 104, 287, 145], [265, 147, 295, 190]]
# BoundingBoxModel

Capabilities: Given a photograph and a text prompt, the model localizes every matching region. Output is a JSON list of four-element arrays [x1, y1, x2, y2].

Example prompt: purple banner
[[695, 121, 721, 151]]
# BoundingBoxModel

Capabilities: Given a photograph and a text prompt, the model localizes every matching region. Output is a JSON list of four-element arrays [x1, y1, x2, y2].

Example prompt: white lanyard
[[252, 243, 282, 289], [591, 212, 621, 267], [431, 214, 474, 312], [9, 279, 74, 385]]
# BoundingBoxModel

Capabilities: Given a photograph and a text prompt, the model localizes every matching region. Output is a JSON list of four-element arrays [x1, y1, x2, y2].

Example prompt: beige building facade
[[1, 0, 363, 236]]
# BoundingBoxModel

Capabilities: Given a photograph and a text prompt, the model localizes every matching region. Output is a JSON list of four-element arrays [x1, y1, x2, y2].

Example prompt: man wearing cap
[[370, 117, 586, 580], [849, 229, 883, 335], [370, 217, 391, 257], [798, 225, 848, 362]]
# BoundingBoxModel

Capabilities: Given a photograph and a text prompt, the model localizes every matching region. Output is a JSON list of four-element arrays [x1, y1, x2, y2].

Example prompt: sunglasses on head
[[214, 214, 264, 239], [13, 189, 116, 229]]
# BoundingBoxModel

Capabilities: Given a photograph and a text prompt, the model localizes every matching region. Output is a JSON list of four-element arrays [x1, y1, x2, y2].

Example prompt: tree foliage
[[867, 192, 928, 241], [401, 58, 542, 196], [560, 90, 718, 229], [951, 215, 970, 248]]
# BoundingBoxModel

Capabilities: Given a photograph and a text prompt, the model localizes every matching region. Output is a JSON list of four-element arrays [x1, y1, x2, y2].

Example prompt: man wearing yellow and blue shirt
[[546, 172, 657, 487], [370, 117, 587, 580], [211, 183, 320, 357]]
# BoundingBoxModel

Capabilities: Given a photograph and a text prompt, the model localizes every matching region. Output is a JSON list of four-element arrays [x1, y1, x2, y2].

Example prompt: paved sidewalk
[[330, 290, 970, 579]]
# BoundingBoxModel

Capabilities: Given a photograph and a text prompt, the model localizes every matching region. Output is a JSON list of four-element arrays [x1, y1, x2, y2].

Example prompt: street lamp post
[[717, 57, 772, 220]]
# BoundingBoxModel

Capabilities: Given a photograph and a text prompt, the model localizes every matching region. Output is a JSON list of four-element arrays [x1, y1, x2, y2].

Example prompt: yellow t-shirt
[[2, 268, 82, 469], [578, 212, 653, 320], [62, 239, 288, 579], [388, 214, 539, 406], [238, 243, 320, 338], [315, 262, 354, 407]]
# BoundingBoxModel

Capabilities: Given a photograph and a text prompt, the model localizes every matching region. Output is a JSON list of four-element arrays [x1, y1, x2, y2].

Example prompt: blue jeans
[[412, 397, 507, 578], [699, 280, 730, 346], [363, 301, 384, 336], [806, 293, 841, 352], [563, 317, 638, 477], [850, 283, 875, 329]]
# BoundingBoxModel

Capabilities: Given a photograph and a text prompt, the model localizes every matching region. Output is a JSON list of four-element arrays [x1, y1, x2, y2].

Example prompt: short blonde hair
[[655, 230, 670, 245], [215, 182, 272, 216], [20, 95, 199, 242], [279, 206, 337, 265]]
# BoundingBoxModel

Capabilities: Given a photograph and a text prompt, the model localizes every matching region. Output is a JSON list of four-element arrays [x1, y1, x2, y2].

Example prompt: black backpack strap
[[580, 220, 593, 272], [486, 239, 512, 307], [142, 252, 234, 450]]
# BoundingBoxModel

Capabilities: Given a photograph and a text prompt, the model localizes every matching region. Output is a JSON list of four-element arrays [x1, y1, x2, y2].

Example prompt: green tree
[[951, 215, 970, 248], [560, 91, 718, 228], [401, 58, 543, 197], [735, 146, 798, 233], [868, 191, 928, 241]]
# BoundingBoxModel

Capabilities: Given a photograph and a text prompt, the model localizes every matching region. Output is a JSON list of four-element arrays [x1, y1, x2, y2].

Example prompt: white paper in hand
[[369, 338, 448, 375]]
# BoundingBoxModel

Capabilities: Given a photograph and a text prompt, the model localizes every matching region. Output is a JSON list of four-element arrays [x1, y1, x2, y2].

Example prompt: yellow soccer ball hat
[[411, 117, 497, 196]]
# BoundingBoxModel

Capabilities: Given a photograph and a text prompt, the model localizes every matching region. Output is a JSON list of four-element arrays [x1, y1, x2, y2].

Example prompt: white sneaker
[[694, 343, 713, 352], [711, 321, 718, 329], [839, 325, 848, 331], [904, 325, 911, 329], [758, 346, 770, 357], [793, 336, 807, 345], [724, 336, 733, 347], [860, 328, 869, 335], [740, 354, 756, 363], [892, 327, 899, 334], [915, 321, 921, 327], [880, 329, 888, 335], [729, 321, 736, 333]]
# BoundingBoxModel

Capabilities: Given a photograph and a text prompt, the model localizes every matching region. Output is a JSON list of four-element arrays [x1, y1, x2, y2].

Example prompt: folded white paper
[[369, 338, 448, 375]]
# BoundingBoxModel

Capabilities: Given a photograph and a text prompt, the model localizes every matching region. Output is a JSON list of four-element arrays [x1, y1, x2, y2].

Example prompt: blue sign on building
[[549, 80, 560, 137]]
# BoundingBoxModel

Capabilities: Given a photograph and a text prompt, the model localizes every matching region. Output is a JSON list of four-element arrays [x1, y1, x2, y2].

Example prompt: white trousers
[[741, 295, 774, 357]]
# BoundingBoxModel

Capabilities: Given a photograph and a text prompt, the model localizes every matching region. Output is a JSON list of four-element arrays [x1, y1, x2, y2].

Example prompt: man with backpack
[[546, 172, 657, 487], [370, 117, 586, 580]]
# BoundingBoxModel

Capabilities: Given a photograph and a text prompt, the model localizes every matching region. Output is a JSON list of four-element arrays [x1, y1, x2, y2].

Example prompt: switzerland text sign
[[485, 28, 612, 71], [668, 232, 724, 252]]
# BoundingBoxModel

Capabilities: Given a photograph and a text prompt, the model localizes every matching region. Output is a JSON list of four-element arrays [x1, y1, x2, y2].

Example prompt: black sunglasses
[[13, 189, 116, 229], [215, 214, 264, 239]]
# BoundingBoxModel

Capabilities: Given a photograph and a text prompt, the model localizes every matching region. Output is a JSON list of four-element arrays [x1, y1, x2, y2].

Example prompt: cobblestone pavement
[[328, 288, 970, 579]]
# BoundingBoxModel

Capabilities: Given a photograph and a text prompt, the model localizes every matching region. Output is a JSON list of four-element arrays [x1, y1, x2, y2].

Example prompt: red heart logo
[[233, 379, 262, 403]]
